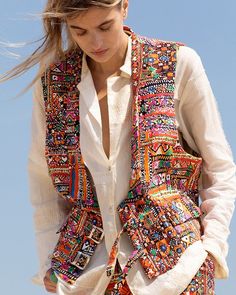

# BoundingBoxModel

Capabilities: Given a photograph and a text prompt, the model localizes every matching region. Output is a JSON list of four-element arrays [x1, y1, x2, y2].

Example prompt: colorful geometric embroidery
[[42, 26, 203, 285], [110, 190, 202, 279], [105, 261, 132, 295], [105, 255, 215, 295], [180, 254, 215, 294], [51, 205, 104, 284]]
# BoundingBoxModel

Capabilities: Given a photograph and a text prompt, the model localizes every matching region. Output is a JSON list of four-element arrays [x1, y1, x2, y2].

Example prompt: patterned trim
[[180, 254, 215, 294]]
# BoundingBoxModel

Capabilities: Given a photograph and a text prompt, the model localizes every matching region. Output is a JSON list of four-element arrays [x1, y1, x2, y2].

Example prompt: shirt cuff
[[31, 273, 44, 286]]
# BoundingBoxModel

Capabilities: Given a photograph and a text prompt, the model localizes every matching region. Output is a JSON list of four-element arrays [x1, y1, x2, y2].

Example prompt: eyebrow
[[69, 19, 113, 30]]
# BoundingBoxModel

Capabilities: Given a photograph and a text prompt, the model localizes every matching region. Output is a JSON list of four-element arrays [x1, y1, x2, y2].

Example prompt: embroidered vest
[[41, 27, 203, 285]]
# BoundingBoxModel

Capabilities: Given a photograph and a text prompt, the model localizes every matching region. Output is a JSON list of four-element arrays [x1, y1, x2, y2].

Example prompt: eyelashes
[[75, 26, 111, 37]]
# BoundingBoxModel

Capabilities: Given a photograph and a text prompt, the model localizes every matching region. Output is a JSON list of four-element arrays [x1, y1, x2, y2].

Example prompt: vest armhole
[[178, 130, 201, 158]]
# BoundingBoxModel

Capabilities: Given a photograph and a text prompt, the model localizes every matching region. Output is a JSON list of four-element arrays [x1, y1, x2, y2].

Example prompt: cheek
[[71, 35, 88, 50], [111, 31, 123, 46], [68, 29, 86, 47]]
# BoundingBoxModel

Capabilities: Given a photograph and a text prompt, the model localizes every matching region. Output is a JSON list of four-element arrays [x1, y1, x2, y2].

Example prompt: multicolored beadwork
[[105, 261, 133, 295], [51, 205, 104, 284], [41, 26, 203, 285], [104, 255, 215, 295], [112, 190, 202, 279], [180, 254, 215, 294]]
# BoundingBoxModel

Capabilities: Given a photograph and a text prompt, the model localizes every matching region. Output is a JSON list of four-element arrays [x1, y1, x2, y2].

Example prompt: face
[[66, 1, 128, 64]]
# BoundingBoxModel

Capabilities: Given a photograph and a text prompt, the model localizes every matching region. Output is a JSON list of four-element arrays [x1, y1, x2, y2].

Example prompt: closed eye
[[100, 25, 111, 32], [70, 20, 113, 36], [75, 30, 87, 36]]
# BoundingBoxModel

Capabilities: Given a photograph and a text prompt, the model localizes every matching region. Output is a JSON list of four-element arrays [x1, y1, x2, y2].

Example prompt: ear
[[122, 0, 129, 19]]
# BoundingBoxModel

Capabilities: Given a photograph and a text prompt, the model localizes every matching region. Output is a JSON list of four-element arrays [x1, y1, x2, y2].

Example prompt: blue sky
[[0, 1, 235, 294]]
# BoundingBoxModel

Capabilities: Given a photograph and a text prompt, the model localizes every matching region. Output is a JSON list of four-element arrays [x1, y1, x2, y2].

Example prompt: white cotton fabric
[[28, 36, 236, 294]]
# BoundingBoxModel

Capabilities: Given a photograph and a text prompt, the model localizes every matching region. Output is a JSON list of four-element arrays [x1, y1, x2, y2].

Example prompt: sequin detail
[[105, 262, 132, 295], [51, 206, 104, 284], [180, 254, 215, 294], [104, 254, 215, 294]]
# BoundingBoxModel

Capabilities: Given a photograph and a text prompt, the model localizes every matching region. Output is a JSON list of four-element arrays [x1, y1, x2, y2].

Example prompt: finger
[[44, 280, 57, 288], [45, 285, 57, 293], [44, 280, 57, 293], [43, 278, 57, 292], [44, 271, 58, 285], [45, 281, 57, 289]]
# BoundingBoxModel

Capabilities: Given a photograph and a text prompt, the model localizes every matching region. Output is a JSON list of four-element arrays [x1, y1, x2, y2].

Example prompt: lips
[[92, 49, 108, 55]]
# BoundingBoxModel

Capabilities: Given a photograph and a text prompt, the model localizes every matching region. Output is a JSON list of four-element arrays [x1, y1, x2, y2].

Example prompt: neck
[[87, 32, 129, 77]]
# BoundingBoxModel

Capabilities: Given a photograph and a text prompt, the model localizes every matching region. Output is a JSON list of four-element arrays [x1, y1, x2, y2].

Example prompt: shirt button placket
[[107, 165, 115, 216], [109, 204, 114, 215]]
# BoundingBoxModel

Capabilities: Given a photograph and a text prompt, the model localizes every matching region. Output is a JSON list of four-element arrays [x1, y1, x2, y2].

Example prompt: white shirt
[[28, 37, 236, 294]]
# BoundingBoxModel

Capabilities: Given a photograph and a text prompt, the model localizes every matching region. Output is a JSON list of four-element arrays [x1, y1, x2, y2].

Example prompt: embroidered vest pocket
[[51, 206, 104, 284], [117, 189, 202, 279]]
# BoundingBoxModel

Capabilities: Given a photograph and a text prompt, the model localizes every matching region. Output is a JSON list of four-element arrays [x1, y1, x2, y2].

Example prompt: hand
[[43, 268, 58, 293]]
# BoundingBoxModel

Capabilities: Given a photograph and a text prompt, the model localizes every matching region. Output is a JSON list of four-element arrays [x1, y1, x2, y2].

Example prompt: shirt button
[[108, 166, 111, 171]]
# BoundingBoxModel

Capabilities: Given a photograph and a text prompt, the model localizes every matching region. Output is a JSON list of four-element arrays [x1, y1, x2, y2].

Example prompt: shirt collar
[[119, 35, 132, 78]]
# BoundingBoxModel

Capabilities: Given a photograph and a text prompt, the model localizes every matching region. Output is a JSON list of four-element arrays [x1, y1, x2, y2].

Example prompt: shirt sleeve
[[175, 46, 236, 279], [28, 78, 72, 285]]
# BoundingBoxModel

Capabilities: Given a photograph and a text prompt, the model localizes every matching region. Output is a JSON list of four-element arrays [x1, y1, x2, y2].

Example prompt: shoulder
[[142, 34, 204, 71], [41, 48, 82, 78], [139, 34, 204, 74], [141, 35, 206, 81], [177, 46, 205, 77], [175, 45, 206, 96]]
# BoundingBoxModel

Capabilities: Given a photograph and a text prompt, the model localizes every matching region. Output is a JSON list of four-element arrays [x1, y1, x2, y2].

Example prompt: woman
[[1, 0, 236, 294]]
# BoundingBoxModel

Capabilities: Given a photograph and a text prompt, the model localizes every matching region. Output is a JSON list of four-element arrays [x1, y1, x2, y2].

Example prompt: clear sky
[[0, 1, 235, 294]]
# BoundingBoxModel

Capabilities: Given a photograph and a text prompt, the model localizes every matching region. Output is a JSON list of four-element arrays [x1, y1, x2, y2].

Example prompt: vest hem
[[126, 240, 208, 295]]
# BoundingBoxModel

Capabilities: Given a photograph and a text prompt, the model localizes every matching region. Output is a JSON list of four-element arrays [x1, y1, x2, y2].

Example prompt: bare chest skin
[[89, 49, 122, 159]]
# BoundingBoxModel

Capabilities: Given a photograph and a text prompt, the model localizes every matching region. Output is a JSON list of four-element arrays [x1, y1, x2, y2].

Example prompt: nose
[[90, 32, 104, 51]]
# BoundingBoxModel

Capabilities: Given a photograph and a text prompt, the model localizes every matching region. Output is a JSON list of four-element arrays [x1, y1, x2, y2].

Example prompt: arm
[[175, 46, 236, 279], [28, 78, 72, 285]]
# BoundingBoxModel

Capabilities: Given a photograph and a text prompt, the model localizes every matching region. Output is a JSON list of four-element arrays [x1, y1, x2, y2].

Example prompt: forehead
[[66, 6, 120, 28]]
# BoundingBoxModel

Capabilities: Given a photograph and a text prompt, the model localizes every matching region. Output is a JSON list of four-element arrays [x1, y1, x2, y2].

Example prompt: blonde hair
[[0, 0, 123, 94]]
